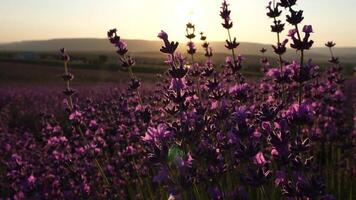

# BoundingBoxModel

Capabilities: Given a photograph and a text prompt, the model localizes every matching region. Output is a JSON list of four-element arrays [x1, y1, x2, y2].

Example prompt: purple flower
[[115, 40, 128, 55], [13, 192, 24, 200], [220, 0, 230, 20], [325, 41, 336, 48], [229, 83, 250, 101], [157, 30, 168, 41], [60, 48, 70, 62], [233, 106, 249, 125], [225, 37, 240, 49], [120, 55, 136, 68], [11, 154, 23, 165], [266, 1, 282, 18], [69, 111, 82, 121], [170, 78, 187, 90], [225, 56, 233, 64], [142, 123, 172, 143], [275, 170, 286, 186], [47, 136, 68, 146], [272, 39, 288, 55], [332, 89, 345, 102], [267, 66, 293, 83], [220, 0, 233, 29], [225, 55, 244, 72], [108, 28, 132, 58], [286, 60, 318, 83], [27, 174, 36, 185], [82, 183, 90, 194], [187, 41, 195, 49], [208, 186, 223, 200], [158, 30, 179, 54], [288, 28, 297, 37], [153, 166, 169, 183], [89, 120, 98, 130], [175, 152, 194, 171], [267, 68, 280, 78], [289, 26, 314, 51], [253, 152, 267, 166], [286, 102, 314, 125], [116, 39, 127, 50], [187, 41, 196, 55], [286, 8, 304, 25], [303, 25, 313, 34]]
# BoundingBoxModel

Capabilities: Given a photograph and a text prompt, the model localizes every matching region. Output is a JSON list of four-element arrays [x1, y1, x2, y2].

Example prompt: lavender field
[[1, 0, 356, 199]]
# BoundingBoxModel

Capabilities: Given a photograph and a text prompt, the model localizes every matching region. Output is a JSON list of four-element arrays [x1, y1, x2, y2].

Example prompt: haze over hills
[[0, 38, 274, 54], [0, 38, 356, 62]]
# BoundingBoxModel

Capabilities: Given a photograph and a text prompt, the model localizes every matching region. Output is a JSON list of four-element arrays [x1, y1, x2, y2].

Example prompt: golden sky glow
[[0, 0, 355, 46]]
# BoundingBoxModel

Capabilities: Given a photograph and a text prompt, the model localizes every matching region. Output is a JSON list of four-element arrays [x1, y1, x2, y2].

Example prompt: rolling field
[[0, 0, 355, 197], [0, 61, 159, 86]]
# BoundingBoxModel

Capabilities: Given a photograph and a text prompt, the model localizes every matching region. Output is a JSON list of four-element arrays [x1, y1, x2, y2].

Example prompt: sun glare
[[175, 0, 196, 22], [172, 0, 214, 41]]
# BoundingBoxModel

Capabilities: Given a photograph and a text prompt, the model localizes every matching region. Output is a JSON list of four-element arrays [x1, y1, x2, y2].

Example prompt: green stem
[[261, 186, 271, 200], [189, 38, 195, 64], [227, 29, 237, 63], [63, 60, 111, 190], [128, 66, 143, 105], [94, 159, 110, 186]]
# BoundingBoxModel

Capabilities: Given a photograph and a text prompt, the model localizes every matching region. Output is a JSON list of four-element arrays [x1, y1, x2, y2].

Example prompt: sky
[[0, 0, 355, 47]]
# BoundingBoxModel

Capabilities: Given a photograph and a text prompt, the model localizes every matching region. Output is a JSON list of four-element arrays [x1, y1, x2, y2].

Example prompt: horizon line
[[1, 37, 355, 48]]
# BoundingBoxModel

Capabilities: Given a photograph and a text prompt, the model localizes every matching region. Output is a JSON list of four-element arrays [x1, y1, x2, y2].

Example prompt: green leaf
[[168, 145, 183, 163]]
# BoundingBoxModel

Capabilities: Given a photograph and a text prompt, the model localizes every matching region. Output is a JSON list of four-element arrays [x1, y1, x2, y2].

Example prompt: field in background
[[0, 61, 158, 86], [0, 50, 355, 86]]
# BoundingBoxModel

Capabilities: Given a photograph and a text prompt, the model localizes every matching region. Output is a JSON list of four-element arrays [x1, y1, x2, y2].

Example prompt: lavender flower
[[253, 152, 267, 166], [220, 0, 232, 29], [142, 123, 172, 143], [158, 30, 168, 40], [158, 30, 179, 54], [170, 78, 187, 90], [186, 41, 196, 55]]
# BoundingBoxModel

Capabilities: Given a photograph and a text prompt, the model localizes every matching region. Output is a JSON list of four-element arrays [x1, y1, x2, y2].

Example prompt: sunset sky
[[1, 0, 355, 46]]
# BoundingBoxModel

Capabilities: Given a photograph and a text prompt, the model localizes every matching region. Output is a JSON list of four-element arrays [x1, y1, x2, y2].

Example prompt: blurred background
[[0, 0, 355, 86]]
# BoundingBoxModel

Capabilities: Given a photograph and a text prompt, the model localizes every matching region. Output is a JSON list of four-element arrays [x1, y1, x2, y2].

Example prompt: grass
[[0, 61, 158, 86]]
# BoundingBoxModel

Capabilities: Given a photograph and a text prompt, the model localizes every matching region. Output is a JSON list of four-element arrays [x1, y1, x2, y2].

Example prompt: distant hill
[[0, 38, 273, 54], [0, 38, 355, 62], [0, 38, 126, 52]]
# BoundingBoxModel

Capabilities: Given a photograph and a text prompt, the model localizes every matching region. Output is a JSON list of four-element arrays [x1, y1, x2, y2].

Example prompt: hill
[[0, 38, 355, 63], [0, 38, 276, 55]]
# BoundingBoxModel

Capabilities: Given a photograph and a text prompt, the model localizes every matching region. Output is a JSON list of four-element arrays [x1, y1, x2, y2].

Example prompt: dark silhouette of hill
[[0, 38, 355, 62]]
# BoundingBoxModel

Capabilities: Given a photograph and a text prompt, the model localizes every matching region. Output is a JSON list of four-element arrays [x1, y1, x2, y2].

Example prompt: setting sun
[[0, 0, 355, 46]]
